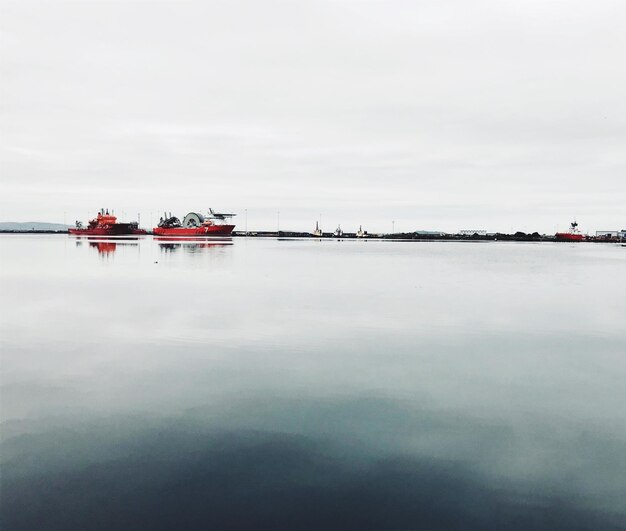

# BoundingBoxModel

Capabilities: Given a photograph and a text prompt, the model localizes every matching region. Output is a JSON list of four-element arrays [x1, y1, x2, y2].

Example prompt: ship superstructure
[[153, 209, 235, 236], [356, 225, 368, 238], [69, 209, 147, 236], [312, 221, 323, 237]]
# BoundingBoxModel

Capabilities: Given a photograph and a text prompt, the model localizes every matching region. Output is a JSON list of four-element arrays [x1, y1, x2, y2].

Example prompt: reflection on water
[[89, 240, 118, 255], [3, 409, 622, 530], [87, 240, 141, 256], [75, 237, 231, 257], [155, 236, 233, 253], [1, 235, 625, 530], [75, 237, 141, 257]]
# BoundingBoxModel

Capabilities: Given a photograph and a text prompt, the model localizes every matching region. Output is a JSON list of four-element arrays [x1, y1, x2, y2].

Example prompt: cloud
[[1, 0, 625, 232]]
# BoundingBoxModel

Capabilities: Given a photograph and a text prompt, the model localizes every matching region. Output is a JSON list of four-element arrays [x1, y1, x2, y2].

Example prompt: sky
[[1, 0, 625, 234]]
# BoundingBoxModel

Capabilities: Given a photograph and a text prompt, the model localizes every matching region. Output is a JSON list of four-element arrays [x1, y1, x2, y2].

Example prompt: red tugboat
[[153, 209, 235, 236], [69, 209, 147, 236], [555, 221, 585, 242]]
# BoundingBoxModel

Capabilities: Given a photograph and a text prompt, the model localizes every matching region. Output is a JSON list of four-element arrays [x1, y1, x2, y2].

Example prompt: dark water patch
[[2, 412, 624, 530]]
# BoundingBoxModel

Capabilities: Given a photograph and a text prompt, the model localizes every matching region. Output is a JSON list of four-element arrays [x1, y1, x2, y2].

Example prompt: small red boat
[[555, 221, 585, 242], [69, 209, 147, 236], [153, 209, 235, 236]]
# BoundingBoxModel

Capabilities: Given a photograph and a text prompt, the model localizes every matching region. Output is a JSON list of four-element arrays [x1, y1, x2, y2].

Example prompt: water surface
[[1, 235, 625, 529]]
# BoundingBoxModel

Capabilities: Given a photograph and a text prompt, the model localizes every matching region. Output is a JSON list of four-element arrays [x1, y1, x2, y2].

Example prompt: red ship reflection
[[90, 241, 117, 255], [79, 240, 138, 256], [155, 237, 232, 253]]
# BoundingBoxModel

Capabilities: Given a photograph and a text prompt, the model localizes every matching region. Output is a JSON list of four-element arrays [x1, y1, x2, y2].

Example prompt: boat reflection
[[155, 237, 233, 253], [75, 239, 139, 256], [90, 241, 118, 255]]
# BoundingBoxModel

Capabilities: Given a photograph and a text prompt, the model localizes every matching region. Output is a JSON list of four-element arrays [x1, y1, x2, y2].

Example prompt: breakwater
[[1, 229, 623, 243], [231, 231, 623, 243]]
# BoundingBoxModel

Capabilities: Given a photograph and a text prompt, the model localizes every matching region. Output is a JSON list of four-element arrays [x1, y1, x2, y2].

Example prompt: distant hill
[[0, 222, 71, 231]]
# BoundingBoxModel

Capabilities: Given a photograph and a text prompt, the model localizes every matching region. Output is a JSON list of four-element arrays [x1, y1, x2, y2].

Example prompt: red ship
[[555, 221, 585, 242], [153, 209, 235, 236], [69, 209, 147, 236]]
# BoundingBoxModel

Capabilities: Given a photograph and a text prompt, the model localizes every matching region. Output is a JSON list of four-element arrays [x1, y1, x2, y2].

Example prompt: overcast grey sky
[[1, 0, 624, 233]]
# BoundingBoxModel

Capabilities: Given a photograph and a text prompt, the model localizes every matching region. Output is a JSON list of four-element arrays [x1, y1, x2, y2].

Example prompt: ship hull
[[555, 233, 584, 241], [153, 225, 235, 236]]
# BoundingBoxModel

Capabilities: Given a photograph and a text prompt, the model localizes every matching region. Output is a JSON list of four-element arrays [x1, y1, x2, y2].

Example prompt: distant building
[[459, 229, 487, 236], [596, 231, 618, 237]]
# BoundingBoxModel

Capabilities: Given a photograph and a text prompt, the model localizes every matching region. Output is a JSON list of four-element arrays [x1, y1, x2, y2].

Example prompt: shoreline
[[0, 229, 623, 243]]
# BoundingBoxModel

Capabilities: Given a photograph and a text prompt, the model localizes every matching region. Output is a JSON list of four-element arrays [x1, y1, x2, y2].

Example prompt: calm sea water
[[1, 235, 625, 530]]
